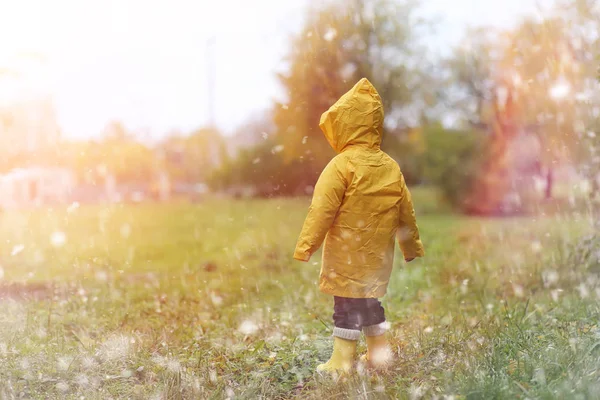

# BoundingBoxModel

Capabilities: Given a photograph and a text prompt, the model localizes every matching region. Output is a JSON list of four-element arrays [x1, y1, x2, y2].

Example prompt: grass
[[0, 192, 598, 399]]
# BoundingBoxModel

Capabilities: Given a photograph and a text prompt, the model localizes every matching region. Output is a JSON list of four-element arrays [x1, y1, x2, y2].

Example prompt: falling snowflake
[[51, 231, 67, 248], [533, 368, 546, 385], [578, 283, 590, 299], [271, 145, 284, 154], [167, 359, 181, 373], [55, 382, 69, 392], [398, 227, 412, 241], [210, 293, 223, 306], [0, 266, 4, 280], [512, 284, 525, 298], [120, 224, 131, 239], [67, 202, 80, 213], [81, 356, 96, 369], [209, 369, 218, 383], [369, 344, 393, 367], [324, 27, 337, 41], [238, 320, 259, 335], [253, 158, 261, 165], [95, 270, 109, 282], [11, 244, 24, 256], [75, 374, 90, 386], [302, 136, 308, 144], [99, 335, 132, 361], [409, 383, 427, 400], [549, 78, 571, 100], [542, 270, 559, 287], [551, 289, 562, 302], [57, 356, 73, 371], [226, 387, 235, 399]]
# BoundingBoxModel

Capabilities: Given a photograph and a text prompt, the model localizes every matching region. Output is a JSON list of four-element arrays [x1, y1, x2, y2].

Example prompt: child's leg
[[362, 298, 386, 336], [361, 299, 392, 367], [316, 297, 361, 373], [332, 297, 364, 340]]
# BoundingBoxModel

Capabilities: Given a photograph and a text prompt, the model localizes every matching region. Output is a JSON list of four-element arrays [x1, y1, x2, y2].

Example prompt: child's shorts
[[332, 296, 386, 335]]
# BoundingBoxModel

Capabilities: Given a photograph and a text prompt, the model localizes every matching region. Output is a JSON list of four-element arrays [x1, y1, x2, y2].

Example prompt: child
[[293, 78, 424, 373]]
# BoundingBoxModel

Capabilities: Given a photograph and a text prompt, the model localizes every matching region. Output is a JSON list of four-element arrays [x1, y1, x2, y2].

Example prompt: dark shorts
[[333, 296, 386, 330]]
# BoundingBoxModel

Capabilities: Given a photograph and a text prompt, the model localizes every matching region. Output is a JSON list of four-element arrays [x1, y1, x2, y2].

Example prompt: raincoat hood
[[319, 78, 384, 153]]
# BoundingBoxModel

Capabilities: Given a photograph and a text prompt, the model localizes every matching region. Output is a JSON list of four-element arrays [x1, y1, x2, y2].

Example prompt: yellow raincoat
[[294, 78, 424, 298]]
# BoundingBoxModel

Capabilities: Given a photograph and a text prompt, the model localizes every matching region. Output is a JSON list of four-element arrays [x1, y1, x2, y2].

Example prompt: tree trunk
[[545, 167, 554, 200]]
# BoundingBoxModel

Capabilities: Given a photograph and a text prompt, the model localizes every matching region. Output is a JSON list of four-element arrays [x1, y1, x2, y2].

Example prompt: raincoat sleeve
[[293, 158, 347, 262], [397, 173, 425, 260]]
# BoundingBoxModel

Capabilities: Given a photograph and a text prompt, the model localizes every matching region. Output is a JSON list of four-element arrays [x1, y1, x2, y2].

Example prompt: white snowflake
[[67, 202, 80, 213], [51, 231, 67, 248], [166, 359, 181, 373], [57, 356, 73, 371], [99, 335, 132, 361], [120, 224, 131, 239], [11, 244, 24, 256], [324, 27, 337, 41], [55, 382, 69, 392], [271, 145, 285, 154], [210, 293, 223, 306], [209, 369, 218, 383], [238, 320, 259, 335]]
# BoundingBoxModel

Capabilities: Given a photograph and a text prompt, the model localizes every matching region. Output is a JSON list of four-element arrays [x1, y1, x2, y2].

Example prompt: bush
[[420, 125, 485, 209]]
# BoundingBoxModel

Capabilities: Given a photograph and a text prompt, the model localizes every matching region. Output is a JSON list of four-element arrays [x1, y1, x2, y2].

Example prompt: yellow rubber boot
[[361, 334, 392, 368], [317, 337, 357, 374]]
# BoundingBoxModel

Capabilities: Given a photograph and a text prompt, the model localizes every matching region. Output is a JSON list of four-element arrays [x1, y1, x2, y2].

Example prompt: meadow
[[0, 190, 599, 399]]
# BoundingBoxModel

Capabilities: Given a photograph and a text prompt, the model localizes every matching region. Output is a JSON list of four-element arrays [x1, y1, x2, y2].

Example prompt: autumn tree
[[555, 0, 600, 196], [445, 27, 501, 128], [159, 127, 228, 183], [273, 0, 434, 192]]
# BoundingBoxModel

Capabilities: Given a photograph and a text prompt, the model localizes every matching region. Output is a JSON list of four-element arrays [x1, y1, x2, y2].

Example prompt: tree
[[209, 112, 305, 196], [555, 0, 600, 197], [159, 127, 227, 183], [69, 122, 157, 185], [420, 124, 484, 209], [448, 12, 594, 201], [445, 27, 501, 128], [273, 0, 433, 192], [503, 15, 597, 199]]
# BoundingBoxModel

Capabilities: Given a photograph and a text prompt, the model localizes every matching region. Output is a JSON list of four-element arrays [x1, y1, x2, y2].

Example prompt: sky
[[0, 0, 555, 139]]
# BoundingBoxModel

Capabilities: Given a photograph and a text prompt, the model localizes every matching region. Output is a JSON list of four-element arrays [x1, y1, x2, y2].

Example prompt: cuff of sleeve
[[400, 240, 425, 260], [293, 250, 310, 262]]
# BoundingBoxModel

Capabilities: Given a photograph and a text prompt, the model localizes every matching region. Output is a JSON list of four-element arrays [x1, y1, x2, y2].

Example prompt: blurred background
[[2, 1, 600, 398], [0, 0, 598, 214]]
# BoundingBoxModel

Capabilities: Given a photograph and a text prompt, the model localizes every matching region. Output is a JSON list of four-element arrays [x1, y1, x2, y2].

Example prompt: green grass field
[[0, 192, 599, 399]]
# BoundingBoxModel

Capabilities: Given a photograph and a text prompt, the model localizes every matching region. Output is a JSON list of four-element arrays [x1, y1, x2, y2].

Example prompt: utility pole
[[206, 36, 216, 128]]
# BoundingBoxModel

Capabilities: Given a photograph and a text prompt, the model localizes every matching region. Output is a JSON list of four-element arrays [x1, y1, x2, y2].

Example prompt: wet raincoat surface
[[294, 78, 424, 298]]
